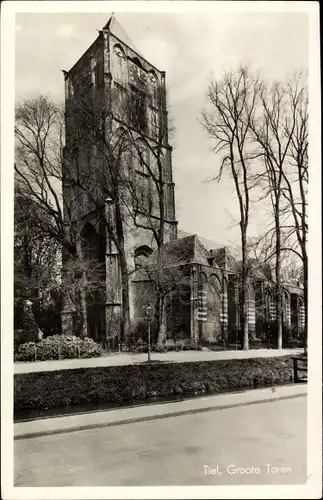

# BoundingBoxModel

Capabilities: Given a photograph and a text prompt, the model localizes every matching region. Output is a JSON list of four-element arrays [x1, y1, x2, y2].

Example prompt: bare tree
[[14, 95, 99, 338], [201, 66, 261, 350], [249, 72, 308, 349], [249, 80, 297, 348], [14, 193, 61, 329], [282, 74, 308, 350]]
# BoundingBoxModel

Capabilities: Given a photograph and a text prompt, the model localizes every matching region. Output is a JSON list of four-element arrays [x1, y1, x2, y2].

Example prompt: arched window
[[114, 44, 125, 58], [134, 245, 153, 269], [207, 274, 222, 320], [129, 86, 147, 131], [148, 70, 157, 84], [131, 57, 143, 68], [81, 223, 105, 264]]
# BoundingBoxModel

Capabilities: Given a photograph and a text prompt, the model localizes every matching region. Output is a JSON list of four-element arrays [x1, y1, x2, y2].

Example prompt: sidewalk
[[14, 347, 303, 374], [14, 383, 307, 440]]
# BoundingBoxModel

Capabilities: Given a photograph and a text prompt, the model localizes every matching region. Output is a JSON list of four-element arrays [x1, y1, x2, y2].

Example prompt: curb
[[14, 384, 307, 440]]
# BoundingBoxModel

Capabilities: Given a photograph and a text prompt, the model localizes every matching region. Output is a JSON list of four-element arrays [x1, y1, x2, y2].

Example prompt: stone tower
[[62, 16, 178, 342]]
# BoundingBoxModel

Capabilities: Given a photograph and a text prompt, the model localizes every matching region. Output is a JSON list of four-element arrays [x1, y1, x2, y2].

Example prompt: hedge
[[14, 355, 295, 418]]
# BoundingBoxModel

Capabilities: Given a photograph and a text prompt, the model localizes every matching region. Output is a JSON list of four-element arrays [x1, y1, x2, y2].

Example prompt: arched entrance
[[81, 222, 106, 343]]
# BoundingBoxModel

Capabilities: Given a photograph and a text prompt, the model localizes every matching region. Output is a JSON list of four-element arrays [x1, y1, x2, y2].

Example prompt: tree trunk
[[241, 283, 249, 350], [156, 171, 166, 346], [114, 196, 131, 343], [275, 215, 283, 349], [75, 235, 88, 338], [157, 293, 166, 346], [119, 248, 131, 342], [302, 251, 308, 353], [241, 230, 249, 350]]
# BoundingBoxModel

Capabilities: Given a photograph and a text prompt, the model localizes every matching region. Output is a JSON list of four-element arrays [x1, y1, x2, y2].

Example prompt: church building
[[61, 16, 305, 347]]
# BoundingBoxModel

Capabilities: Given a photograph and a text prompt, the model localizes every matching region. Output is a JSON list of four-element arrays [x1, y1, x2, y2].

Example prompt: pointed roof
[[178, 229, 222, 252], [147, 235, 211, 268], [177, 229, 237, 271], [103, 15, 114, 30], [103, 15, 144, 57]]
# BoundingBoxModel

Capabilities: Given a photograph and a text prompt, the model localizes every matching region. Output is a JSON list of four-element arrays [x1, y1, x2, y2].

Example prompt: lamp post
[[235, 282, 240, 350], [145, 304, 153, 362]]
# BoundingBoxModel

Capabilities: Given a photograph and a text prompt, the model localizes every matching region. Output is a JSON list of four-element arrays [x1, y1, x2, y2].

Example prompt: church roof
[[177, 229, 237, 271], [177, 229, 222, 252], [147, 234, 211, 268], [103, 15, 144, 57]]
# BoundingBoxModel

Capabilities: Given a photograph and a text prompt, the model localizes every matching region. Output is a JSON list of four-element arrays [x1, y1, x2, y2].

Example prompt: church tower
[[62, 16, 177, 342]]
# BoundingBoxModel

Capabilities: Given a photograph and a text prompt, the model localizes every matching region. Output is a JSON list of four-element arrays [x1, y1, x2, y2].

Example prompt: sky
[[15, 9, 309, 248]]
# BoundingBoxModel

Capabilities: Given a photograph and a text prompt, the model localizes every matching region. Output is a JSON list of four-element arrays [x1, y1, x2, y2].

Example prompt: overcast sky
[[15, 10, 309, 247]]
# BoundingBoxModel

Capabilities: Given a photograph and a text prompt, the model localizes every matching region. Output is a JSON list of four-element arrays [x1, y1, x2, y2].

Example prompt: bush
[[14, 335, 103, 362], [14, 329, 25, 350], [14, 355, 296, 417], [130, 320, 158, 344], [34, 303, 62, 338], [165, 338, 176, 349], [16, 302, 42, 346]]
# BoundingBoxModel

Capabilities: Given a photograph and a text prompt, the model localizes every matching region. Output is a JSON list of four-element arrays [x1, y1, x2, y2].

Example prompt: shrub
[[17, 302, 42, 346], [14, 329, 25, 350], [14, 335, 103, 362], [130, 320, 158, 344], [14, 342, 38, 362], [182, 339, 202, 351], [282, 323, 293, 341], [34, 303, 62, 338], [14, 355, 296, 417], [173, 330, 189, 342]]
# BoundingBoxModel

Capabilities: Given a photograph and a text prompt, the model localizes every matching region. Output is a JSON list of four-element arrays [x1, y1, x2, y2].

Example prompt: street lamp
[[145, 304, 153, 362], [235, 282, 240, 350]]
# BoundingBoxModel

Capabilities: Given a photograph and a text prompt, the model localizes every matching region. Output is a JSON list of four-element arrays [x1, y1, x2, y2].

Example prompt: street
[[15, 395, 307, 486]]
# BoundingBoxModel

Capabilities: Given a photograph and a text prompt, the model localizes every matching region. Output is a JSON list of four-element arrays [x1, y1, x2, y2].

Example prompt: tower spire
[[102, 14, 144, 57], [103, 13, 114, 31]]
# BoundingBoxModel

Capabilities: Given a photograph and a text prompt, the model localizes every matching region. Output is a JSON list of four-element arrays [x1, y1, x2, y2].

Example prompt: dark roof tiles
[[147, 234, 211, 268]]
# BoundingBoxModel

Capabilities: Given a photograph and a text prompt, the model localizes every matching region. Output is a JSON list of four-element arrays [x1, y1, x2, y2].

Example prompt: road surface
[[15, 395, 307, 486]]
